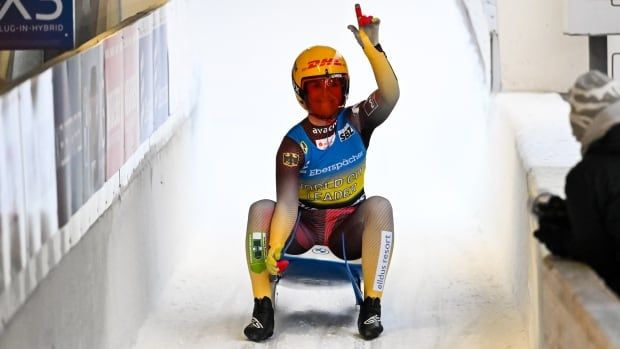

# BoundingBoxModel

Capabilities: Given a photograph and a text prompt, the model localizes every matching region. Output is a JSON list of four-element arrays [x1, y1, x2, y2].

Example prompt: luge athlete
[[243, 4, 399, 341]]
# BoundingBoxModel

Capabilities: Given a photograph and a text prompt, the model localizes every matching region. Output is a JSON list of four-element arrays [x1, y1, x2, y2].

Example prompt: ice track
[[133, 0, 529, 348]]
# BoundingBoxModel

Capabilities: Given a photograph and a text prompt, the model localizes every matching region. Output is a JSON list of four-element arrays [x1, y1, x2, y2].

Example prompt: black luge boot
[[243, 297, 274, 341], [358, 297, 383, 339]]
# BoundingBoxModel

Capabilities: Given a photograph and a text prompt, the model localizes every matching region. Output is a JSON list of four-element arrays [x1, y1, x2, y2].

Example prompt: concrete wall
[[496, 92, 620, 349], [530, 175, 620, 349], [496, 0, 588, 92], [483, 95, 541, 349], [0, 116, 195, 349], [493, 93, 578, 349]]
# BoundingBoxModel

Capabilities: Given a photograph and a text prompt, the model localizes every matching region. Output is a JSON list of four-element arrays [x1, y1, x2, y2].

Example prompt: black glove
[[532, 193, 570, 256]]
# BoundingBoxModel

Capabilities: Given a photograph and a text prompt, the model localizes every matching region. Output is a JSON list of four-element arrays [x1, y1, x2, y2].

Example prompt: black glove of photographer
[[532, 194, 570, 256]]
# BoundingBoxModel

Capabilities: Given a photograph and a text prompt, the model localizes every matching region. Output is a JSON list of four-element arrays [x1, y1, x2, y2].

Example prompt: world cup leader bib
[[285, 108, 366, 209]]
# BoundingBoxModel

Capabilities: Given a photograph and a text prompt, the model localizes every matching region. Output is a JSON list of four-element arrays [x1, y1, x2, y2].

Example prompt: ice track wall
[[0, 0, 199, 347]]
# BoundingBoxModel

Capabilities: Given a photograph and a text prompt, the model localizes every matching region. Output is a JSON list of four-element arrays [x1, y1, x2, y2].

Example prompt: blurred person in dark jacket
[[533, 70, 620, 294]]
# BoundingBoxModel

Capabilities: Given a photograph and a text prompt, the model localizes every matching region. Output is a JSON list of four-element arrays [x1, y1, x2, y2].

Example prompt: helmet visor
[[302, 75, 347, 117]]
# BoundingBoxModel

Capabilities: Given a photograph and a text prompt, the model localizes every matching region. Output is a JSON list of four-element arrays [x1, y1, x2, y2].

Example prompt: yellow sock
[[360, 197, 394, 299]]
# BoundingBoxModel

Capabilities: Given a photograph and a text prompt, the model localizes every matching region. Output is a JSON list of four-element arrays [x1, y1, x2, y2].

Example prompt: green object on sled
[[249, 232, 267, 273]]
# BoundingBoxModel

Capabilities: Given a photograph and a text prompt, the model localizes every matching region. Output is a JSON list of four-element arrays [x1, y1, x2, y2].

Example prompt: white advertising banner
[[33, 70, 60, 244], [36, 71, 59, 240], [81, 43, 106, 201], [0, 89, 27, 277], [153, 6, 170, 129], [17, 80, 39, 257], [18, 70, 59, 256], [104, 31, 125, 179], [52, 56, 84, 227], [123, 22, 140, 161], [138, 13, 154, 143], [0, 94, 10, 289]]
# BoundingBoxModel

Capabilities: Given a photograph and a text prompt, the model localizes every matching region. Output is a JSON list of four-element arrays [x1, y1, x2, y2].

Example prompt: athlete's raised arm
[[348, 4, 399, 132]]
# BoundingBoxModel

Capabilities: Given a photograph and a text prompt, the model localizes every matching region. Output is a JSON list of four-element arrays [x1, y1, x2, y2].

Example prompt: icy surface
[[496, 93, 580, 171], [133, 0, 529, 348]]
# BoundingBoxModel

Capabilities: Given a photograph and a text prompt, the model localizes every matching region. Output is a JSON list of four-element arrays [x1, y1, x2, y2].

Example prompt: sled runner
[[271, 233, 364, 306]]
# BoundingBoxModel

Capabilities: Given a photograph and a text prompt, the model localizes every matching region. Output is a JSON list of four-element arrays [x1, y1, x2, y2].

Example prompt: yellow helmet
[[291, 45, 349, 110]]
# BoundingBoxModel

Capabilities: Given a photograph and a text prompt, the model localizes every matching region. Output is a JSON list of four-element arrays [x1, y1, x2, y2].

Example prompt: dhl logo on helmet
[[302, 58, 344, 72]]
